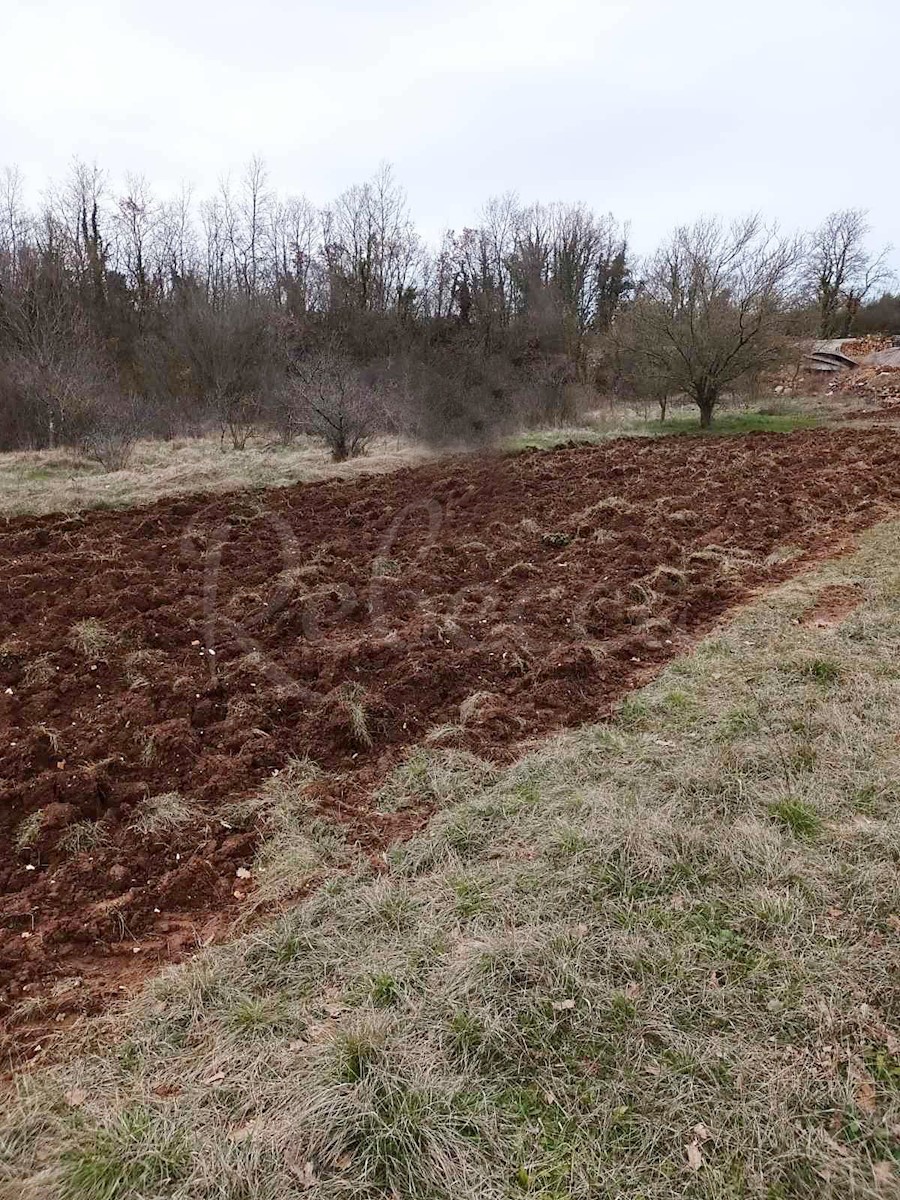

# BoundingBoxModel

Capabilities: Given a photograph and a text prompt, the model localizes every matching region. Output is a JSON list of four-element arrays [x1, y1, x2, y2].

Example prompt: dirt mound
[[3, 428, 900, 1053]]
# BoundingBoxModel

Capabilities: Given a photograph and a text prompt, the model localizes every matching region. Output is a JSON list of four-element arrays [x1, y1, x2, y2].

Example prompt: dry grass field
[[0, 436, 432, 519]]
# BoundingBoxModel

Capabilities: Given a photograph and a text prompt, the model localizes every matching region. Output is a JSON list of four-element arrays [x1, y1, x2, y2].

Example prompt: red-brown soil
[[801, 583, 865, 629], [3, 428, 900, 1058]]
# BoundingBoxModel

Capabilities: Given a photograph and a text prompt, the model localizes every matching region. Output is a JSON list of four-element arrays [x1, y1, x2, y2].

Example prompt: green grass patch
[[642, 411, 822, 436], [504, 427, 608, 453], [768, 797, 822, 838], [796, 656, 842, 684], [61, 1108, 189, 1200], [505, 409, 821, 454]]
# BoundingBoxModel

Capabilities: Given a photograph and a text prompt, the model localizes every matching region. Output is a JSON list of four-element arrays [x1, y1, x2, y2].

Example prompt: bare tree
[[266, 193, 318, 314], [290, 346, 375, 461], [157, 182, 198, 287], [49, 160, 110, 325], [805, 209, 893, 338], [605, 323, 671, 420], [0, 239, 113, 446], [436, 199, 629, 374], [200, 192, 229, 303], [116, 175, 162, 319], [78, 392, 144, 471], [321, 164, 419, 316], [0, 167, 28, 289], [622, 216, 800, 428]]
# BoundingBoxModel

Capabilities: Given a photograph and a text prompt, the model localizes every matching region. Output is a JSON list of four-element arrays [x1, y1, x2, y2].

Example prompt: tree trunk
[[697, 388, 716, 429]]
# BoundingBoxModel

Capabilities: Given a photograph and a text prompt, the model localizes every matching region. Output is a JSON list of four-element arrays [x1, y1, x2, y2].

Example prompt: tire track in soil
[[2, 427, 900, 1060]]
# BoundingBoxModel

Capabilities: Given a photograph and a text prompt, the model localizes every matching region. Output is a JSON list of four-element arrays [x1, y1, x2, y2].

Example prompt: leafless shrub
[[78, 394, 144, 471], [264, 380, 303, 446], [404, 347, 518, 447], [0, 346, 114, 452], [519, 355, 579, 426], [218, 390, 261, 451], [289, 346, 375, 461]]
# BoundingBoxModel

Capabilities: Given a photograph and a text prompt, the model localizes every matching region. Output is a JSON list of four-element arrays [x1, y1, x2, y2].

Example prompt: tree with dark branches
[[619, 216, 801, 428]]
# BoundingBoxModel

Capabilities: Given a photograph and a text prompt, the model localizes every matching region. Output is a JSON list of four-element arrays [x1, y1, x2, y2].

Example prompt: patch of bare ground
[[801, 583, 865, 628]]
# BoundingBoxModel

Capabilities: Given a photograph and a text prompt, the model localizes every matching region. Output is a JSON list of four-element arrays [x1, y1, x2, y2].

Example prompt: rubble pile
[[834, 363, 900, 416], [839, 335, 894, 358]]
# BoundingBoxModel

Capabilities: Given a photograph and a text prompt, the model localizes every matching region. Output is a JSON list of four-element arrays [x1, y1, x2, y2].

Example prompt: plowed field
[[3, 428, 900, 1056]]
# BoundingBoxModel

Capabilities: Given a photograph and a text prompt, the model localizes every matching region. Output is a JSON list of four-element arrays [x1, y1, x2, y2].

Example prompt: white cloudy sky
[[2, 0, 897, 264]]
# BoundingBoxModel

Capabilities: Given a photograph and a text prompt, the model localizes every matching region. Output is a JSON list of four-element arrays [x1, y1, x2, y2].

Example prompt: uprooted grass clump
[[67, 618, 115, 661], [334, 682, 374, 749], [57, 819, 111, 856], [13, 810, 45, 855], [4, 522, 900, 1198], [128, 792, 195, 838]]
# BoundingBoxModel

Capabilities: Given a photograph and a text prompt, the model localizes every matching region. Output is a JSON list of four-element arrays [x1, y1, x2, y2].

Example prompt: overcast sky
[[2, 0, 897, 268]]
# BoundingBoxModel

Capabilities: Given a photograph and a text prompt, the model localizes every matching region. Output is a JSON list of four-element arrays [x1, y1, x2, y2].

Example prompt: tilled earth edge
[[2, 428, 900, 1059]]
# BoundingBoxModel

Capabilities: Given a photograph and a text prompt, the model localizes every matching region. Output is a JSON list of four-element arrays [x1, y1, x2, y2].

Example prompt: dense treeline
[[0, 159, 893, 459], [0, 161, 629, 459]]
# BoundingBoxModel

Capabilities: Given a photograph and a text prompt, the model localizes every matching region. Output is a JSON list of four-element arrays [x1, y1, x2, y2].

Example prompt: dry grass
[[228, 758, 352, 908], [0, 434, 432, 518], [374, 747, 497, 813], [57, 820, 111, 857], [128, 793, 195, 838], [4, 520, 900, 1198], [22, 654, 57, 689], [12, 811, 44, 855], [68, 619, 114, 661], [335, 683, 374, 750]]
